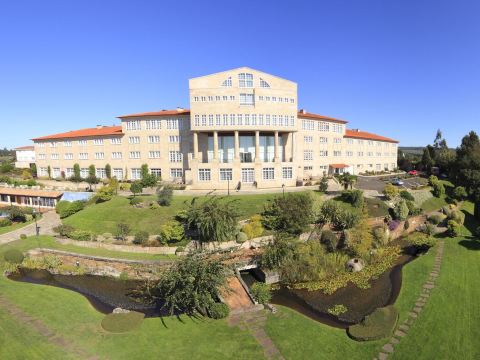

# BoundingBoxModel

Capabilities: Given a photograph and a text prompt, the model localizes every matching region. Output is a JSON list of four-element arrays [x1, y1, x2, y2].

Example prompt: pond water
[[241, 246, 417, 329], [8, 269, 166, 317]]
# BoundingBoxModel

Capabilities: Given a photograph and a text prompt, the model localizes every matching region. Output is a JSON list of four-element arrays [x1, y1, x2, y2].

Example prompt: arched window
[[259, 78, 270, 88], [221, 77, 232, 87], [238, 73, 253, 87]]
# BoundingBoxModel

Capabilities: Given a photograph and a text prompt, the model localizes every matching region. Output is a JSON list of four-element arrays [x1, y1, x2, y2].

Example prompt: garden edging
[[54, 237, 178, 254]]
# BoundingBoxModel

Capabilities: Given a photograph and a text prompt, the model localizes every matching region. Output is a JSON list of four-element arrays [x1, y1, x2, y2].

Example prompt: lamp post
[[282, 184, 285, 198], [227, 178, 230, 196], [32, 208, 39, 237]]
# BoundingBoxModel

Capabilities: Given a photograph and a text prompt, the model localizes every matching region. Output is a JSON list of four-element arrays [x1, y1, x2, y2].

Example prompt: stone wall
[[55, 237, 177, 254]]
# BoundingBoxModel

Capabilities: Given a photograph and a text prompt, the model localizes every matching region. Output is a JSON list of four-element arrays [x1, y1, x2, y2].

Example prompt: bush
[[449, 210, 465, 225], [149, 202, 160, 210], [347, 306, 399, 341], [327, 304, 348, 316], [70, 230, 96, 241], [399, 190, 414, 201], [157, 221, 184, 245], [97, 185, 114, 202], [428, 175, 439, 186], [320, 229, 338, 252], [340, 190, 364, 208], [133, 231, 149, 245], [115, 222, 131, 241], [20, 234, 27, 240], [447, 220, 462, 237], [432, 181, 445, 198], [332, 208, 360, 230], [428, 214, 444, 225], [407, 232, 436, 250], [6, 206, 26, 222], [236, 231, 248, 243], [372, 226, 389, 247], [3, 249, 24, 264], [0, 218, 12, 227], [250, 282, 272, 304], [383, 184, 399, 200], [175, 246, 185, 254], [53, 224, 75, 237], [393, 200, 409, 221], [242, 216, 264, 239], [55, 200, 85, 218], [453, 186, 468, 200], [208, 302, 230, 319], [130, 197, 143, 206], [157, 185, 173, 206], [119, 182, 131, 191], [101, 312, 145, 333]]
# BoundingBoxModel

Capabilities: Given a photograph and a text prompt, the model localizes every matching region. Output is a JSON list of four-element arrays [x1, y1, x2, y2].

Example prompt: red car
[[408, 170, 418, 176]]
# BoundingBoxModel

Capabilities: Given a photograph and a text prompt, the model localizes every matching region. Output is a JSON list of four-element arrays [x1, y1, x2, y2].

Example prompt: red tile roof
[[118, 108, 190, 118], [14, 146, 34, 151], [0, 187, 63, 198], [32, 126, 123, 141], [330, 164, 349, 169], [344, 129, 398, 143], [297, 110, 348, 124]]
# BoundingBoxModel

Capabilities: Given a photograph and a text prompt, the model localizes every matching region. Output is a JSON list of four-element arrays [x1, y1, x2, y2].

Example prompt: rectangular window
[[66, 168, 74, 177], [166, 119, 182, 129], [194, 115, 200, 126], [149, 151, 161, 158], [52, 168, 60, 178], [79, 153, 88, 160], [38, 154, 46, 160], [230, 95, 235, 101], [334, 138, 342, 144], [151, 168, 162, 177], [113, 168, 123, 179], [215, 96, 221, 101], [304, 136, 313, 143], [129, 151, 140, 159], [230, 114, 235, 125], [198, 168, 211, 181], [223, 114, 228, 125], [80, 168, 89, 178], [49, 142, 57, 148], [262, 167, 275, 180], [112, 152, 122, 159], [215, 114, 221, 126], [129, 136, 140, 144], [63, 140, 72, 147], [51, 153, 59, 160], [93, 139, 104, 146], [208, 114, 214, 126], [201, 115, 207, 126], [279, 115, 283, 126], [238, 73, 253, 87], [223, 96, 228, 101], [239, 93, 255, 105], [94, 152, 105, 160], [332, 124, 343, 133], [319, 137, 328, 144], [319, 150, 328, 157], [282, 167, 293, 179], [290, 115, 295, 126], [168, 135, 180, 143], [96, 168, 106, 179], [170, 168, 183, 178], [302, 120, 315, 131], [125, 120, 141, 131], [346, 138, 354, 144], [208, 96, 213, 102], [272, 115, 277, 126], [237, 114, 243, 125], [64, 153, 73, 160], [131, 168, 141, 180], [333, 151, 341, 157], [148, 135, 160, 143], [266, 115, 270, 126], [259, 114, 264, 125], [358, 151, 364, 157], [111, 138, 122, 145], [169, 151, 183, 163], [219, 168, 233, 181], [304, 166, 313, 171], [37, 142, 45, 148], [241, 168, 255, 183], [252, 114, 257, 125], [245, 114, 250, 125], [304, 150, 313, 161], [39, 167, 48, 177], [346, 151, 353, 157], [79, 139, 88, 146]]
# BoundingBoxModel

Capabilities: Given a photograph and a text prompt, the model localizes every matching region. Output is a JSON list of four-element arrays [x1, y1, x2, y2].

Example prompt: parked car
[[408, 170, 418, 176], [391, 178, 404, 186]]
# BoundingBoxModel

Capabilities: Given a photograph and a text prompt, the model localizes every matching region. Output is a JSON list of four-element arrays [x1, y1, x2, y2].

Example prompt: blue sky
[[1, 0, 479, 148]]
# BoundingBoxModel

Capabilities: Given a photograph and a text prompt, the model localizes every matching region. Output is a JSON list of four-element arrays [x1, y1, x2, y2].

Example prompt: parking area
[[356, 176, 428, 192]]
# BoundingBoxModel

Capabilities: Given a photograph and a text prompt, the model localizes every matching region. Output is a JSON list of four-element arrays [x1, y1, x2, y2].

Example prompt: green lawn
[[420, 195, 447, 212], [0, 236, 175, 261], [365, 197, 390, 218], [0, 219, 34, 235], [64, 192, 321, 235]]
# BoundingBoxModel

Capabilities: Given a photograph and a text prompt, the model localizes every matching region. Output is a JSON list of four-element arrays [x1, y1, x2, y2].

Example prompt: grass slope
[[0, 219, 34, 235]]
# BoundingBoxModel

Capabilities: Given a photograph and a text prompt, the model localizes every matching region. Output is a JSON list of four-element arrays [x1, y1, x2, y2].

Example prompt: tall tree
[[421, 148, 434, 173]]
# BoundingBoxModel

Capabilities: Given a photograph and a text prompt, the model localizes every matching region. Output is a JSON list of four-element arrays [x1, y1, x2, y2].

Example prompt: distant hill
[[399, 147, 424, 155]]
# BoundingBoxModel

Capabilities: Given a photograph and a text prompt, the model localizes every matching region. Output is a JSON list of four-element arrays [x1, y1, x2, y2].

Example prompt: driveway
[[0, 211, 60, 245], [356, 177, 386, 192]]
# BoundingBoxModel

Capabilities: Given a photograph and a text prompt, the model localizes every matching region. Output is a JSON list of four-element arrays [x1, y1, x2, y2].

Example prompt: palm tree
[[338, 173, 357, 190]]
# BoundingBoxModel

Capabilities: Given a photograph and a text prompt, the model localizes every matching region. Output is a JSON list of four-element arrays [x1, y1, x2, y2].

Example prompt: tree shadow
[[462, 208, 479, 235], [458, 239, 480, 251]]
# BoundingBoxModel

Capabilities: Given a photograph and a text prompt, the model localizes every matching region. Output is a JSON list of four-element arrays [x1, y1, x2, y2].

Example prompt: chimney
[[299, 109, 307, 114], [176, 107, 184, 112]]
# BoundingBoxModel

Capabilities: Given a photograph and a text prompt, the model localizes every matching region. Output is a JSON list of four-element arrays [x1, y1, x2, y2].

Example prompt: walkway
[[0, 211, 60, 245], [374, 240, 445, 360], [0, 294, 99, 359]]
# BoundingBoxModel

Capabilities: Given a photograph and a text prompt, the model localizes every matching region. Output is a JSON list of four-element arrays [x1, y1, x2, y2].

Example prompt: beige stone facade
[[32, 67, 398, 189]]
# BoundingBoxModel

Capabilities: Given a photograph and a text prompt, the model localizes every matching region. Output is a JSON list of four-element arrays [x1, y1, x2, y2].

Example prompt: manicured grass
[[0, 219, 34, 235], [0, 236, 175, 261], [365, 197, 389, 218], [64, 192, 320, 235], [420, 195, 447, 213]]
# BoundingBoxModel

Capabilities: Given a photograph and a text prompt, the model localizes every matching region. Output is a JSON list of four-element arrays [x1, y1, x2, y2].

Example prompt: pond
[[241, 246, 417, 329], [8, 268, 167, 317]]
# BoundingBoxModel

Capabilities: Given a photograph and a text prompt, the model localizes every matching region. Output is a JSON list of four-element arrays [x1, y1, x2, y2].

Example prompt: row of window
[[302, 164, 396, 171], [304, 136, 343, 144], [127, 135, 180, 144], [38, 167, 183, 179], [37, 138, 122, 148], [125, 118, 185, 131], [38, 151, 184, 162], [303, 150, 396, 160], [193, 114, 296, 127], [302, 120, 344, 133], [197, 167, 293, 182], [192, 94, 295, 104]]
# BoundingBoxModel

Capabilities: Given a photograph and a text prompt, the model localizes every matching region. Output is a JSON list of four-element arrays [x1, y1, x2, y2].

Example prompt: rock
[[382, 344, 394, 353], [424, 284, 435, 289], [346, 258, 364, 272], [113, 307, 130, 314], [378, 353, 388, 360], [394, 330, 406, 337], [390, 337, 400, 344]]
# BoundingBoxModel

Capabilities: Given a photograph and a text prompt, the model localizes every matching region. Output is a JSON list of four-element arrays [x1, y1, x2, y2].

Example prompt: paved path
[[374, 240, 445, 360], [0, 294, 100, 359], [0, 211, 60, 245], [228, 310, 284, 360]]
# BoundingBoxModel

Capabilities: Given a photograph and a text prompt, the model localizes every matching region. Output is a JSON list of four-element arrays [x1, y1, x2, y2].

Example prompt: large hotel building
[[32, 67, 398, 190]]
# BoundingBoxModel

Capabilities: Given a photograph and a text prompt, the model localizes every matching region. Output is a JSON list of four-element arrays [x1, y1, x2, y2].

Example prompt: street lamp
[[32, 208, 39, 237], [282, 184, 285, 198]]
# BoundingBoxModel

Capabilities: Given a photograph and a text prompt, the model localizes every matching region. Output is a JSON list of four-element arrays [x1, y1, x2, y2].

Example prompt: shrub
[[208, 302, 230, 319], [332, 208, 360, 230], [327, 304, 348, 316], [97, 185, 114, 202], [383, 184, 399, 200], [55, 200, 85, 218], [236, 231, 248, 243], [393, 200, 409, 221], [407, 232, 436, 250], [432, 181, 445, 198], [0, 218, 12, 227], [428, 214, 444, 225], [320, 229, 338, 252], [318, 175, 329, 192], [157, 221, 184, 245], [3, 249, 24, 264], [428, 175, 439, 186], [53, 224, 75, 237], [175, 246, 185, 254], [6, 206, 26, 222], [340, 190, 364, 208], [242, 216, 264, 239], [399, 190, 414, 201], [447, 220, 462, 237], [70, 230, 96, 241], [449, 210, 465, 225], [130, 197, 143, 206], [119, 182, 131, 191], [133, 231, 149, 245], [453, 186, 468, 200], [372, 226, 389, 247], [347, 306, 399, 341], [130, 181, 143, 197], [114, 222, 130, 241], [20, 234, 27, 240], [250, 282, 272, 304], [101, 312, 145, 333], [157, 185, 174, 206]]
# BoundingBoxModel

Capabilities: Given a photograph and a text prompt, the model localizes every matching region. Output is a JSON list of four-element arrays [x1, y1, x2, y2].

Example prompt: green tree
[[338, 173, 357, 190], [318, 175, 329, 192], [115, 222, 131, 241], [453, 186, 468, 200], [157, 184, 173, 206], [261, 192, 314, 235], [261, 232, 296, 270], [421, 148, 434, 173], [30, 163, 37, 177], [393, 200, 409, 221], [383, 183, 399, 200], [130, 181, 143, 197], [47, 165, 51, 179], [158, 220, 184, 244], [88, 164, 96, 177], [186, 195, 239, 243], [105, 164, 112, 179], [72, 163, 81, 182]]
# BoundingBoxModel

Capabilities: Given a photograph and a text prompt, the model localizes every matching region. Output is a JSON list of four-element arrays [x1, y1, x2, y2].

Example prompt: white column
[[274, 131, 279, 162], [255, 131, 260, 162], [193, 132, 199, 160], [234, 131, 240, 161], [213, 131, 218, 161]]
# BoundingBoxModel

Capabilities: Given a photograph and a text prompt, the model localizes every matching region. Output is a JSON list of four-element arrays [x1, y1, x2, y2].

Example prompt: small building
[[14, 146, 36, 169], [0, 188, 63, 209]]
